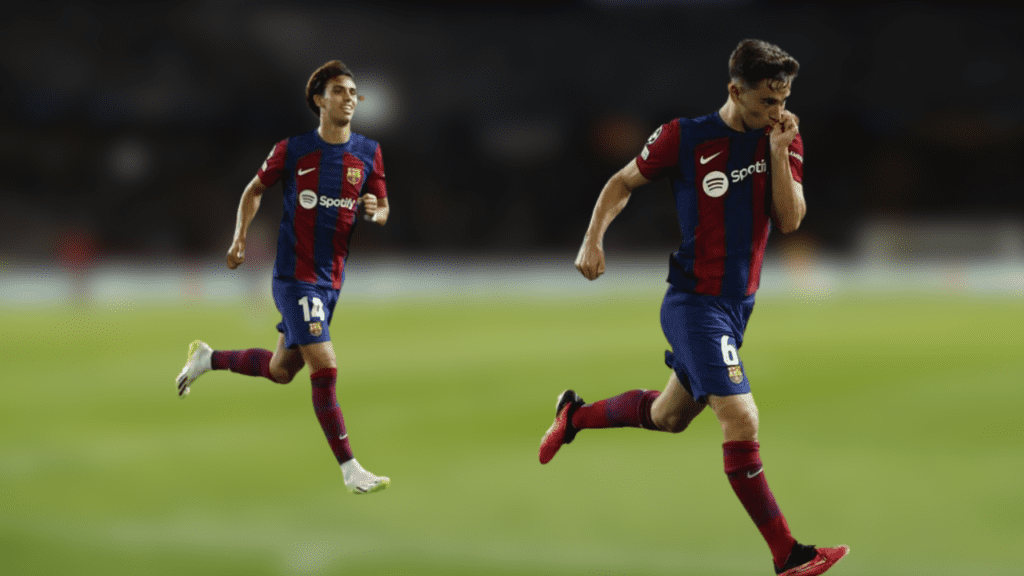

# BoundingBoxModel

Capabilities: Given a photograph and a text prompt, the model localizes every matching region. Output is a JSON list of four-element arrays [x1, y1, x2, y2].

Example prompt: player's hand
[[226, 239, 246, 269], [575, 242, 606, 280], [770, 110, 799, 154], [359, 193, 378, 222]]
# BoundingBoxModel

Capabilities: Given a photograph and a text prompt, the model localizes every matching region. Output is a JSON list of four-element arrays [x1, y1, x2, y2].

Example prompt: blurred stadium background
[[2, 2, 1022, 576]]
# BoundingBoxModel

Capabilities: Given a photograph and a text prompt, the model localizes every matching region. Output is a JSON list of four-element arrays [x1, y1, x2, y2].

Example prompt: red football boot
[[776, 543, 850, 576], [538, 390, 584, 464]]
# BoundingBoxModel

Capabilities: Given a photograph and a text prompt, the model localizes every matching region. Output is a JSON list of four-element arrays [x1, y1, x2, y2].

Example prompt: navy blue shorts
[[660, 285, 755, 404], [272, 278, 340, 349]]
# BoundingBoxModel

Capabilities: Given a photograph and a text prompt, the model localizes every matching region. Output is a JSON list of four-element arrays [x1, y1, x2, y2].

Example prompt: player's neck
[[317, 122, 352, 145], [718, 100, 748, 133]]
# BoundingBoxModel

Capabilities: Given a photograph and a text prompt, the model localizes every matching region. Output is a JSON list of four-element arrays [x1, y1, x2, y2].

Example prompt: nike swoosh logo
[[747, 467, 764, 479], [699, 151, 723, 164], [788, 558, 827, 575], [298, 167, 316, 175]]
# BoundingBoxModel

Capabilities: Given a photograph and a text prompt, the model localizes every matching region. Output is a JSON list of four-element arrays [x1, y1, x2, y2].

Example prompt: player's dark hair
[[729, 39, 799, 91], [305, 60, 355, 117]]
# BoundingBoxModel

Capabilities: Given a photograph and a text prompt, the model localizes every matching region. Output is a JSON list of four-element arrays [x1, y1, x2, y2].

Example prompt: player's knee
[[722, 412, 759, 441], [269, 367, 295, 384], [655, 412, 691, 433]]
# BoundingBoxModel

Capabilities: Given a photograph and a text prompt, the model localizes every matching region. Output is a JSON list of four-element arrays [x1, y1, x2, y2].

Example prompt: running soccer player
[[176, 60, 390, 495], [539, 40, 849, 575]]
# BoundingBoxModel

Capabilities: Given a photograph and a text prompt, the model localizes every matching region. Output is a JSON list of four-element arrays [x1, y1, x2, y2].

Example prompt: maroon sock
[[571, 389, 660, 430], [310, 368, 354, 465], [723, 440, 796, 568], [211, 349, 274, 381]]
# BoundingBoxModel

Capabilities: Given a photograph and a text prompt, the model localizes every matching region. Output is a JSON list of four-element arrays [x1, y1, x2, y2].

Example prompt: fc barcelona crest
[[309, 322, 323, 337], [728, 365, 744, 384], [346, 167, 362, 186]]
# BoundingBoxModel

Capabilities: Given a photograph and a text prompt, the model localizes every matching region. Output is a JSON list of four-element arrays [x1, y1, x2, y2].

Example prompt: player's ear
[[728, 82, 742, 102], [313, 92, 325, 110]]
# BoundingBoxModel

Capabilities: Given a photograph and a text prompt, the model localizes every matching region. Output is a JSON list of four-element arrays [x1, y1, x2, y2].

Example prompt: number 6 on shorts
[[720, 335, 740, 366]]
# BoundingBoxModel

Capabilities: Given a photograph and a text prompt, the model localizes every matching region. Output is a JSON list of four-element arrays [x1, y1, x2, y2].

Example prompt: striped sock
[[570, 389, 660, 430], [723, 440, 796, 568], [211, 349, 274, 381], [311, 368, 354, 464]]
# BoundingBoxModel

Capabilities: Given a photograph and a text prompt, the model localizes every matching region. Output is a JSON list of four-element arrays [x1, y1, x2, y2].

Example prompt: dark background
[[2, 1, 1021, 265]]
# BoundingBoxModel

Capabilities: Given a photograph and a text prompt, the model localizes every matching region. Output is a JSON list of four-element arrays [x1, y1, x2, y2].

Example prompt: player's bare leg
[[709, 392, 759, 442], [649, 371, 706, 432], [710, 393, 849, 574], [301, 340, 389, 494], [268, 333, 305, 384]]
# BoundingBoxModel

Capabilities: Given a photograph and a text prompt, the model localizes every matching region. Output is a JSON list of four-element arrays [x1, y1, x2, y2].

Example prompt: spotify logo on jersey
[[702, 171, 729, 198], [298, 190, 318, 209]]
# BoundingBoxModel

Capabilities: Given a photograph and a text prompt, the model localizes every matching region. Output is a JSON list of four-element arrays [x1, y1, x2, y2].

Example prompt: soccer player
[[539, 40, 849, 575], [175, 60, 390, 495]]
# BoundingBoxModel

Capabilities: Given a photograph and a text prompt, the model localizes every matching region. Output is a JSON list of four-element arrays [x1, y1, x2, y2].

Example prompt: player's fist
[[226, 239, 246, 269], [359, 193, 378, 222], [770, 110, 799, 154], [575, 242, 606, 281]]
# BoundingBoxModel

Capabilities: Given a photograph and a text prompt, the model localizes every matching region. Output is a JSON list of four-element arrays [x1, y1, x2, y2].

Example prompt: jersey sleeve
[[787, 133, 804, 184], [635, 119, 681, 181], [256, 139, 288, 187], [363, 144, 387, 199]]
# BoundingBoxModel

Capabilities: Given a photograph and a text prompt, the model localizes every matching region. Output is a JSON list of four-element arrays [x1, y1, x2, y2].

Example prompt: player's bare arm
[[359, 194, 389, 226], [575, 159, 651, 280], [227, 175, 267, 269], [769, 110, 805, 234]]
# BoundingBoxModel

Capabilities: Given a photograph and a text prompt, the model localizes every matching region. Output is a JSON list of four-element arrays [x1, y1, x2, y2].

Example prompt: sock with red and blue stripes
[[311, 368, 354, 464], [571, 389, 661, 430], [723, 440, 796, 569], [211, 349, 274, 381]]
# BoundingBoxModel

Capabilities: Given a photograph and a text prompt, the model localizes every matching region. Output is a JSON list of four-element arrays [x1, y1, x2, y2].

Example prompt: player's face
[[319, 75, 358, 125], [732, 79, 790, 130]]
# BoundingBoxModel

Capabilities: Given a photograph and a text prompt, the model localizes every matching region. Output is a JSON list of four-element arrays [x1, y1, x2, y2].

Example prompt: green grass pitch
[[2, 287, 1022, 575]]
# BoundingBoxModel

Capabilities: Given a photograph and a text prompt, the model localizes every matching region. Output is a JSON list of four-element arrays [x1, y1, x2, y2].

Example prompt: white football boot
[[341, 459, 390, 494], [176, 340, 212, 397]]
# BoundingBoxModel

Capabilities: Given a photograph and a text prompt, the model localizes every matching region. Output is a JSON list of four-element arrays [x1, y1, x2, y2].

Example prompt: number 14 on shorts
[[298, 296, 325, 322]]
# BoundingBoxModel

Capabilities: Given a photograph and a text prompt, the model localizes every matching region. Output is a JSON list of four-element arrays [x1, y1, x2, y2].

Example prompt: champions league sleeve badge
[[641, 125, 663, 161]]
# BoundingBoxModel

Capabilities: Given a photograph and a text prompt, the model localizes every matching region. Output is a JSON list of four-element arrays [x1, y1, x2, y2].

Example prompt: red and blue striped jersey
[[636, 113, 803, 299], [257, 129, 386, 290]]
